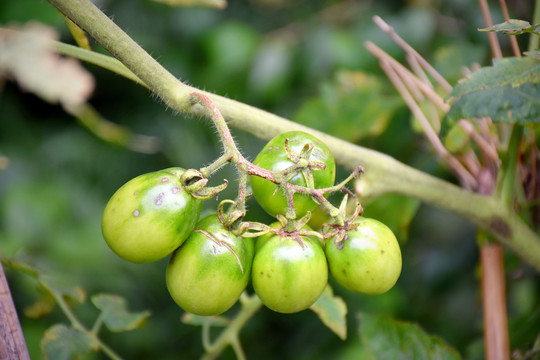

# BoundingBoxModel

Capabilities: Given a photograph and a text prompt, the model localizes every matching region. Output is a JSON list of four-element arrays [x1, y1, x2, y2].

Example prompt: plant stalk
[[0, 262, 31, 360], [201, 294, 262, 360], [481, 242, 510, 360]]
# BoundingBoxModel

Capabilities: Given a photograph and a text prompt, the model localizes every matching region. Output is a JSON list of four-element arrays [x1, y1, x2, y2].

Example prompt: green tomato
[[166, 214, 254, 316], [325, 217, 402, 294], [252, 234, 328, 313], [101, 167, 202, 263], [250, 131, 335, 218]]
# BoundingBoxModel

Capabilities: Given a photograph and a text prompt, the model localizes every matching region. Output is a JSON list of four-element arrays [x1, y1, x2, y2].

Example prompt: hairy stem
[[45, 0, 540, 272]]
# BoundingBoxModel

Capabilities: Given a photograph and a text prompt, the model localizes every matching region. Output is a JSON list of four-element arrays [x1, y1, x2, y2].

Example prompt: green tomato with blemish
[[325, 217, 402, 295], [166, 214, 254, 316], [101, 167, 202, 263], [252, 233, 327, 313]]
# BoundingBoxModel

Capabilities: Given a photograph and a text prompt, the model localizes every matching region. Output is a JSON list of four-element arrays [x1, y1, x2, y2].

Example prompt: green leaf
[[358, 313, 461, 359], [479, 20, 540, 36], [445, 82, 540, 129], [41, 324, 98, 360], [450, 55, 540, 94], [442, 55, 540, 136], [292, 71, 402, 143], [181, 312, 229, 327], [310, 285, 347, 340], [91, 294, 150, 332]]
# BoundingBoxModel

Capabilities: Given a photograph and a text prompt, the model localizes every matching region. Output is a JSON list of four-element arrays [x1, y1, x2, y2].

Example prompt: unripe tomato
[[252, 234, 327, 313], [250, 131, 335, 218], [325, 217, 401, 294], [166, 214, 254, 316], [101, 168, 202, 263]]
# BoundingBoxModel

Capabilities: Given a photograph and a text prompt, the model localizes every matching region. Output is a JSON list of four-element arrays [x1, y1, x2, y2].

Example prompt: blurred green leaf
[[202, 21, 259, 74], [310, 285, 347, 340], [358, 312, 461, 359], [41, 324, 98, 360], [442, 55, 540, 136], [91, 294, 150, 332], [249, 39, 293, 101], [432, 43, 486, 85], [479, 20, 540, 36], [24, 292, 56, 319], [293, 71, 402, 143], [181, 312, 229, 327], [444, 123, 470, 153], [361, 194, 420, 242]]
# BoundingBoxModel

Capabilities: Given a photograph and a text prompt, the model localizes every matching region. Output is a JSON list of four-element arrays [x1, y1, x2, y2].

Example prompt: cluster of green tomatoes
[[101, 131, 402, 315]]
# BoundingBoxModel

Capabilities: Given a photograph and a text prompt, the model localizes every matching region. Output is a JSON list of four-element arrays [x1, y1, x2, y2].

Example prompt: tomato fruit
[[250, 131, 335, 218], [101, 167, 202, 263], [252, 233, 327, 313], [166, 214, 254, 316], [325, 217, 401, 294]]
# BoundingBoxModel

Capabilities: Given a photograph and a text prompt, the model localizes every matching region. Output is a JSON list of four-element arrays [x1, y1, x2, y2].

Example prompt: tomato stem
[[200, 293, 263, 360]]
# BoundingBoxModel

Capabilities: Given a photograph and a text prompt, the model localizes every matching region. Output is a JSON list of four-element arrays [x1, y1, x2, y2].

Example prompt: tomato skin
[[101, 168, 202, 263], [166, 214, 254, 316], [252, 234, 328, 313], [325, 217, 402, 295], [250, 131, 335, 218]]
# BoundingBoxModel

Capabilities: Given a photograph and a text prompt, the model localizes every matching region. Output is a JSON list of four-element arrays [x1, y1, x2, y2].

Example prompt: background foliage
[[1, 0, 539, 359]]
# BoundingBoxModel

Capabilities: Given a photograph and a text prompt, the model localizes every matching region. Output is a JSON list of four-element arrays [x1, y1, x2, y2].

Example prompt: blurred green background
[[1, 0, 539, 359]]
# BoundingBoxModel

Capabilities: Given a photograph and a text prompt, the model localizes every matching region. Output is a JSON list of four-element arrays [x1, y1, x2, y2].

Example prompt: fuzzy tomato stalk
[[166, 214, 254, 316], [250, 131, 335, 218], [325, 217, 402, 294], [101, 167, 202, 263], [252, 234, 327, 313]]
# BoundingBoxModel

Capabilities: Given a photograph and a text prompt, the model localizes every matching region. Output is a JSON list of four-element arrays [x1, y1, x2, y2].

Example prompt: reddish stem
[[481, 243, 510, 360], [0, 262, 31, 360]]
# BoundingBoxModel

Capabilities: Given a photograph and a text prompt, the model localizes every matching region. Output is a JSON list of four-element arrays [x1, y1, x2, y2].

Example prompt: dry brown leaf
[[0, 22, 95, 109]]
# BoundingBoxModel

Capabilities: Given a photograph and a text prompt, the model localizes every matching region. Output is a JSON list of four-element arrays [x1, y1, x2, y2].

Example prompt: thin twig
[[458, 120, 501, 165], [478, 0, 503, 59], [372, 16, 452, 92], [499, 0, 522, 57], [379, 59, 478, 190], [365, 42, 449, 111], [406, 53, 432, 88], [462, 151, 482, 177]]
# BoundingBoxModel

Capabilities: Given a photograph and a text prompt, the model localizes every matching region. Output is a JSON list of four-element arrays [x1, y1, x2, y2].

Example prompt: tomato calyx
[[323, 195, 364, 246], [268, 213, 323, 250], [180, 168, 228, 200], [283, 138, 327, 189], [217, 199, 270, 238]]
